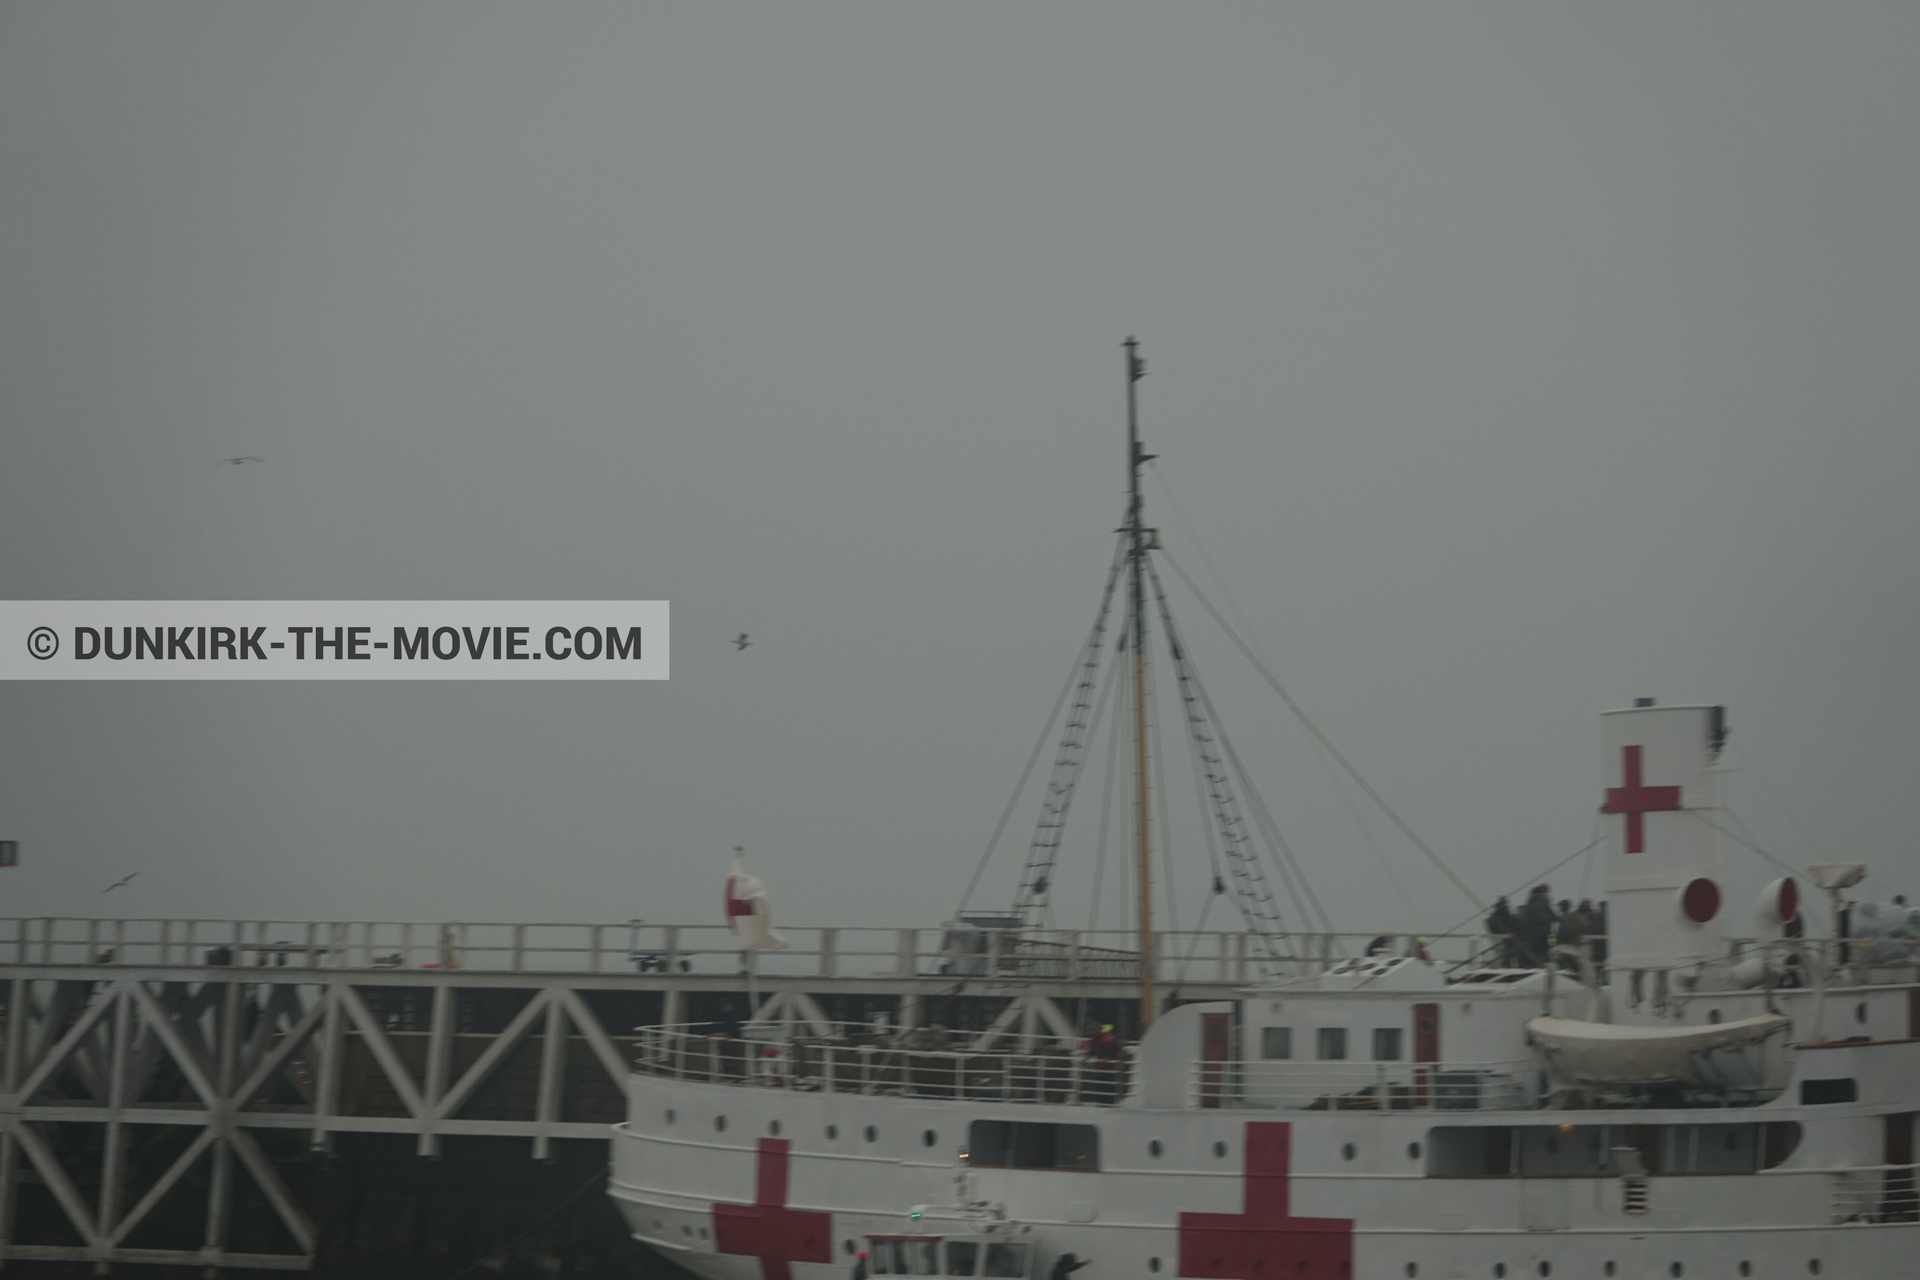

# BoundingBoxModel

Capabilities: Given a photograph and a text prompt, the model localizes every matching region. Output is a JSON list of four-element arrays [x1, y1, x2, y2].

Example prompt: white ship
[[609, 347, 1920, 1279]]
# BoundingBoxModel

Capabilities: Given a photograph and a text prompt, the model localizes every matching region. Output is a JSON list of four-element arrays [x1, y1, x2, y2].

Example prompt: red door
[[1412, 1003, 1439, 1106], [1200, 1013, 1230, 1109]]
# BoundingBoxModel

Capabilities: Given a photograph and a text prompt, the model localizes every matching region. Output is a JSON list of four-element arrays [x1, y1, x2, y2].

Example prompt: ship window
[[1317, 1028, 1348, 1060], [983, 1242, 1029, 1277], [1261, 1027, 1293, 1059], [945, 1241, 979, 1275], [914, 1239, 939, 1274], [966, 1120, 1099, 1171], [1373, 1028, 1403, 1061], [1800, 1078, 1856, 1105], [1761, 1122, 1802, 1168]]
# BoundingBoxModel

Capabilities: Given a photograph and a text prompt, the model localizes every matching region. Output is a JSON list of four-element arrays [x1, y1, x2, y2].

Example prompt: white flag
[[724, 859, 788, 951]]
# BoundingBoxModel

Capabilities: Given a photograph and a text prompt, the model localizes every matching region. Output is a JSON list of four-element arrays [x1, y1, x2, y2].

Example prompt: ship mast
[[1124, 337, 1157, 1031]]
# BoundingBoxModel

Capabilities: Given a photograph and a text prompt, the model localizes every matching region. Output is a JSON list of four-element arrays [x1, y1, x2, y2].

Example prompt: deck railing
[[1827, 1162, 1920, 1224], [1192, 1058, 1536, 1112], [632, 1022, 1132, 1105]]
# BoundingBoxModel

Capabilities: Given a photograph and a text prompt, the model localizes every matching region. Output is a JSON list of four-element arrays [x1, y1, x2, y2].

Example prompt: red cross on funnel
[[712, 1138, 832, 1280], [1601, 744, 1682, 854], [1179, 1122, 1353, 1278]]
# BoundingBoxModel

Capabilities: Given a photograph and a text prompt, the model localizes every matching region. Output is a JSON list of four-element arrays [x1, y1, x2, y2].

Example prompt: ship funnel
[[1600, 703, 1728, 969]]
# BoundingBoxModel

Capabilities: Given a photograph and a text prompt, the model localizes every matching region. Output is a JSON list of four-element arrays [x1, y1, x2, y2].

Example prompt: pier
[[0, 917, 1437, 1273]]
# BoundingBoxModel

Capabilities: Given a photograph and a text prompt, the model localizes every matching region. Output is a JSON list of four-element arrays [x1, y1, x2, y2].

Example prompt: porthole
[[1809, 1263, 1822, 1276], [714, 1115, 727, 1132], [664, 1108, 676, 1125], [1854, 1003, 1867, 1025], [1149, 1259, 1161, 1274], [1539, 1265, 1551, 1278], [923, 1129, 938, 1147], [1213, 1141, 1228, 1159], [1406, 1266, 1418, 1278], [826, 1124, 838, 1140], [845, 1240, 858, 1256], [682, 1225, 692, 1237], [1149, 1140, 1164, 1158], [1669, 1265, 1683, 1278], [1739, 1265, 1751, 1278], [768, 1120, 782, 1136], [1341, 1143, 1356, 1161], [1407, 1142, 1422, 1160], [1604, 1265, 1615, 1278], [1708, 1009, 1722, 1024], [699, 1227, 709, 1240], [864, 1125, 878, 1143], [1494, 1265, 1506, 1279]]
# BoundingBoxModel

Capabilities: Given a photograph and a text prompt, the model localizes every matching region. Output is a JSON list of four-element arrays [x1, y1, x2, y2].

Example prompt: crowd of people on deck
[[1484, 885, 1606, 970]]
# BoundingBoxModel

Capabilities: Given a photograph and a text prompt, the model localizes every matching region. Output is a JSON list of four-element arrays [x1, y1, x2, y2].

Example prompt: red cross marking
[[712, 1138, 832, 1280], [1179, 1122, 1353, 1279], [1600, 744, 1682, 854]]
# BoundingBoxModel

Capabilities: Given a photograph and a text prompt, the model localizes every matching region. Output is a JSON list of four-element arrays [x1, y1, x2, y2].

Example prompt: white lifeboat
[[1527, 1013, 1790, 1091]]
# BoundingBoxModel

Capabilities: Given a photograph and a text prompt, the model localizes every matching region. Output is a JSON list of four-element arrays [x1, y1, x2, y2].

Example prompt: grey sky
[[2, 3, 1916, 937]]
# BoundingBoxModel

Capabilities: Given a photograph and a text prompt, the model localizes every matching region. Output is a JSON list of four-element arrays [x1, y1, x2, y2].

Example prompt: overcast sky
[[2, 3, 1916, 944]]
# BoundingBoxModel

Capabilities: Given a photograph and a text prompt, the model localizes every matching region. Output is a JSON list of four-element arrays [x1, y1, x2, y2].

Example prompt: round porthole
[[681, 1225, 692, 1237], [1708, 1009, 1722, 1024], [1407, 1142, 1422, 1160], [1149, 1140, 1163, 1158], [768, 1120, 781, 1136], [1213, 1141, 1228, 1158], [923, 1129, 938, 1147], [864, 1125, 878, 1143], [664, 1108, 676, 1125], [1341, 1143, 1356, 1161], [826, 1124, 838, 1140], [714, 1115, 727, 1132], [698, 1227, 709, 1241]]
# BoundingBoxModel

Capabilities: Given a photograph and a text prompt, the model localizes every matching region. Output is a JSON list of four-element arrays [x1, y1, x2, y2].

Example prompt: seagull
[[104, 872, 138, 893], [215, 457, 265, 467], [733, 634, 750, 650]]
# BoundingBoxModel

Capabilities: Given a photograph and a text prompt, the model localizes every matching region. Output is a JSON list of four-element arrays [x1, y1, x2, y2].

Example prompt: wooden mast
[[1124, 337, 1157, 1031]]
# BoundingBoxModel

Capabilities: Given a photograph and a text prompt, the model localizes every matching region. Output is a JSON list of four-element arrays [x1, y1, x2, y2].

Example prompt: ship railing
[[632, 1022, 1134, 1105], [1192, 1058, 1537, 1112], [1825, 1162, 1920, 1225]]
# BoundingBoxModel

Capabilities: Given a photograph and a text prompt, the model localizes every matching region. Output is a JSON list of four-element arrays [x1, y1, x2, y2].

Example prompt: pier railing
[[0, 918, 1497, 981], [632, 1022, 1131, 1105]]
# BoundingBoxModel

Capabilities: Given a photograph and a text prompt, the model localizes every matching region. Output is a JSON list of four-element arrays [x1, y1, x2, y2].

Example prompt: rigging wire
[[1433, 816, 1606, 940], [1727, 741, 1834, 866], [1160, 548, 1484, 913], [1149, 646, 1181, 938], [956, 533, 1128, 919]]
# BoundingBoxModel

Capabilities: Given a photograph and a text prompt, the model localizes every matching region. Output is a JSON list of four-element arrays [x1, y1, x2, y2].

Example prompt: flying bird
[[104, 872, 138, 893], [215, 457, 265, 467], [733, 634, 751, 650]]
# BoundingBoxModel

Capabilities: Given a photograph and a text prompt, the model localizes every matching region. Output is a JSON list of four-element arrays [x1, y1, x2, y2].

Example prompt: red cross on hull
[[1600, 744, 1682, 853], [1179, 1122, 1354, 1279], [712, 1138, 833, 1280]]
